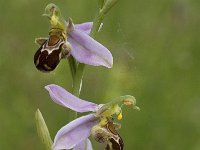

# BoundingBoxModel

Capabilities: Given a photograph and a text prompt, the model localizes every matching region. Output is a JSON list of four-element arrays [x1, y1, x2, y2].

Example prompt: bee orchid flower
[[34, 3, 113, 72], [45, 84, 139, 150]]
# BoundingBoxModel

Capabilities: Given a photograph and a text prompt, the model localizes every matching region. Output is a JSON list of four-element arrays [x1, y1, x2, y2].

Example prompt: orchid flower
[[45, 84, 139, 150], [34, 3, 113, 72]]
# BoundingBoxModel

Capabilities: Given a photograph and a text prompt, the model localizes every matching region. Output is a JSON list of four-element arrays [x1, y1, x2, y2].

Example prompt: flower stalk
[[98, 0, 105, 9], [72, 63, 85, 118], [68, 55, 77, 80], [71, 0, 120, 94], [71, 0, 119, 118], [101, 0, 119, 15]]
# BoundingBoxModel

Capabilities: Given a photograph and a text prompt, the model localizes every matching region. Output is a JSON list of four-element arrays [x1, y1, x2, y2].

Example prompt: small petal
[[53, 114, 98, 150], [68, 29, 113, 68], [75, 22, 103, 34], [45, 84, 99, 112], [73, 139, 93, 150]]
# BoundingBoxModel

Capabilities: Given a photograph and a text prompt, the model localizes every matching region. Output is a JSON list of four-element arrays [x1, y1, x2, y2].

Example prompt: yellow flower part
[[117, 112, 123, 120], [50, 13, 58, 26], [100, 104, 121, 118]]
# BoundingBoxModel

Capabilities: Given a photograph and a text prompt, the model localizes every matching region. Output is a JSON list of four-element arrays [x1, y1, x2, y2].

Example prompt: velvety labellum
[[34, 34, 66, 72], [92, 121, 124, 150]]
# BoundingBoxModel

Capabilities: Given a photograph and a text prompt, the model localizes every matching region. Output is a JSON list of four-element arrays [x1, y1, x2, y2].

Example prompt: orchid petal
[[45, 84, 99, 112], [75, 22, 103, 34], [68, 29, 113, 68], [53, 114, 98, 150], [74, 22, 93, 34], [73, 139, 93, 150]]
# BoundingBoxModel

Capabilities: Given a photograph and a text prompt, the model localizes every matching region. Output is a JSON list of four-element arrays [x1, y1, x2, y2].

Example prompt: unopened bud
[[35, 109, 53, 150]]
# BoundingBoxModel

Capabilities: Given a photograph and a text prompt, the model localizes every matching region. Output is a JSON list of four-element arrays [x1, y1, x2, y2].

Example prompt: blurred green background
[[0, 0, 200, 149]]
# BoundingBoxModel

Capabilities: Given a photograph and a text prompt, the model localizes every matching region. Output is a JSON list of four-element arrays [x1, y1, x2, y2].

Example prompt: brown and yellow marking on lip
[[33, 30, 69, 72], [91, 120, 124, 150], [34, 3, 71, 72], [105, 121, 124, 150], [48, 35, 60, 46]]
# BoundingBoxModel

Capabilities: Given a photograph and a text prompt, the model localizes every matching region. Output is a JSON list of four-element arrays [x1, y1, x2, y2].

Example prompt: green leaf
[[35, 109, 53, 150]]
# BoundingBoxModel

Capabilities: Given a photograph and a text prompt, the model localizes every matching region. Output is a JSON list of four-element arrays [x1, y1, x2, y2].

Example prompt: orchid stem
[[72, 63, 85, 119], [70, 0, 119, 120], [71, 5, 104, 96], [70, 7, 103, 119], [90, 13, 104, 37], [68, 55, 77, 80], [72, 63, 85, 97]]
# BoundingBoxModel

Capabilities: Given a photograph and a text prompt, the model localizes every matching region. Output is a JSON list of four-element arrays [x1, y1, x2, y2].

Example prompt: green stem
[[72, 63, 85, 119], [72, 63, 85, 97], [71, 8, 104, 119], [70, 0, 119, 119], [90, 13, 104, 38], [98, 0, 105, 9], [71, 6, 105, 96], [68, 55, 77, 80], [101, 0, 119, 15]]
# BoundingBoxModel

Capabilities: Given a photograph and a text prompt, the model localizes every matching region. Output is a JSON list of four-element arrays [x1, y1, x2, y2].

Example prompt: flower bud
[[35, 109, 53, 149]]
